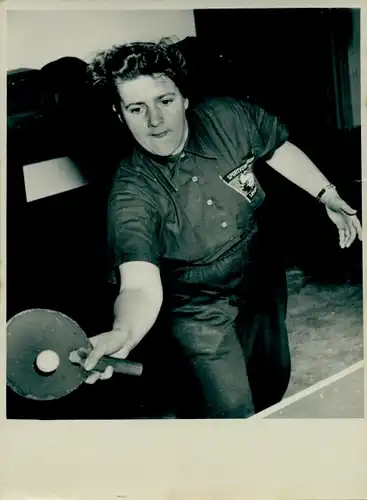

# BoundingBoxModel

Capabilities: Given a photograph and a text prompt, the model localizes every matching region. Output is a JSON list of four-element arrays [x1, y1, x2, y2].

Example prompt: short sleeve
[[238, 101, 289, 161], [107, 175, 161, 282]]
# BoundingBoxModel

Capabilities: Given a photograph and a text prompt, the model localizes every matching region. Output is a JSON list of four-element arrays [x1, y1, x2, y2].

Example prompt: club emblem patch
[[221, 156, 257, 201]]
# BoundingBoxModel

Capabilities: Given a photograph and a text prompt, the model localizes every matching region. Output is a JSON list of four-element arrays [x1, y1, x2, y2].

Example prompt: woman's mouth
[[151, 131, 169, 138]]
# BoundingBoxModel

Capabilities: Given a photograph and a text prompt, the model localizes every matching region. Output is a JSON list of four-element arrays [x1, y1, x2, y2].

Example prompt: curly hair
[[87, 38, 190, 108]]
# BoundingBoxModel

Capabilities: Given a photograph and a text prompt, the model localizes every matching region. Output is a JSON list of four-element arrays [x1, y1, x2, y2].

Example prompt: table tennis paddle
[[7, 308, 143, 401]]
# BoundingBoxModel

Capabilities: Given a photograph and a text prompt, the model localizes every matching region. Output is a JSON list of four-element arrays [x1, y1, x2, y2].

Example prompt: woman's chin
[[146, 145, 178, 157]]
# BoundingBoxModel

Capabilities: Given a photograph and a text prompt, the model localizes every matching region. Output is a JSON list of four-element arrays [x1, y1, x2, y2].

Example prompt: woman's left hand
[[323, 192, 362, 248]]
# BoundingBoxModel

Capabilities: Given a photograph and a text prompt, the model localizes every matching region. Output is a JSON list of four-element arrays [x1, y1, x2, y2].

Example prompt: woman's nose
[[147, 106, 163, 127]]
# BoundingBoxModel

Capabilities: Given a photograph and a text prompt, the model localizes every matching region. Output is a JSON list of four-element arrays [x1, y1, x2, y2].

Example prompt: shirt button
[[207, 199, 213, 206], [192, 176, 198, 182], [221, 221, 228, 228]]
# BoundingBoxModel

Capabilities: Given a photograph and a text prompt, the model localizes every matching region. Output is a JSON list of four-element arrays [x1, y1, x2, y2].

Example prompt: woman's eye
[[161, 98, 173, 106], [129, 107, 143, 114]]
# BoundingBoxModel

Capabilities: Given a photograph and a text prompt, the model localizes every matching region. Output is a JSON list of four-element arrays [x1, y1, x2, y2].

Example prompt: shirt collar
[[136, 145, 181, 168], [135, 146, 181, 192], [185, 110, 218, 159]]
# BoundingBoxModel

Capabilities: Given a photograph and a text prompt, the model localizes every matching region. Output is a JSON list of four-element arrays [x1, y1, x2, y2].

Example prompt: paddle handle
[[94, 356, 143, 377]]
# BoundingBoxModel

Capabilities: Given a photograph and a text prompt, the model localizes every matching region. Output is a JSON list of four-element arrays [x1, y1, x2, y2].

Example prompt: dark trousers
[[165, 228, 291, 419]]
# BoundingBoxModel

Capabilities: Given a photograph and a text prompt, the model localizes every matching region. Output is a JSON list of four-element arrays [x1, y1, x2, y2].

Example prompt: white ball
[[36, 350, 60, 373]]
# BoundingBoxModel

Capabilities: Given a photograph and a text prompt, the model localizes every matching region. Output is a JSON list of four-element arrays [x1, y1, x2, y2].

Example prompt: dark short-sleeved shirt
[[107, 96, 289, 287]]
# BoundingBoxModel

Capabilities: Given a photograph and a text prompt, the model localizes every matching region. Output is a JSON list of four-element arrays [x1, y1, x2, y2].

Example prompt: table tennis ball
[[36, 349, 60, 373]]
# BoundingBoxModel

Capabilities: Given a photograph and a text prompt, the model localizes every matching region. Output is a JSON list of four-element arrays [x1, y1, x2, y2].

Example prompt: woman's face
[[116, 74, 189, 157]]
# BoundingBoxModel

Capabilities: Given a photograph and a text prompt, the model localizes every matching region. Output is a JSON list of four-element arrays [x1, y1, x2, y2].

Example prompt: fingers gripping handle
[[74, 349, 143, 376], [95, 356, 143, 377]]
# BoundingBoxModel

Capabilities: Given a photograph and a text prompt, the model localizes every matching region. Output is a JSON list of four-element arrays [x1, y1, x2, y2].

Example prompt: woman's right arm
[[112, 260, 164, 357], [72, 171, 164, 382], [73, 260, 163, 384]]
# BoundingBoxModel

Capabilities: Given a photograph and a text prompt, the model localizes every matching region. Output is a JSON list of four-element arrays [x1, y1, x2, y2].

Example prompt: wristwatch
[[316, 183, 337, 203]]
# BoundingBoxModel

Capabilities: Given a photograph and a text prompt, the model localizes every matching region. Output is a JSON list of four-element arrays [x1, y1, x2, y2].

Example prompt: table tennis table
[[251, 361, 364, 419]]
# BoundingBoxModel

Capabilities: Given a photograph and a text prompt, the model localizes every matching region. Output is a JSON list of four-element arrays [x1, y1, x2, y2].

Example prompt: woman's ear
[[184, 98, 189, 111]]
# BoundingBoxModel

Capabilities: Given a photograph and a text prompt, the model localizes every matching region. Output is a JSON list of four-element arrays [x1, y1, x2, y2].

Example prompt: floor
[[284, 268, 363, 398]]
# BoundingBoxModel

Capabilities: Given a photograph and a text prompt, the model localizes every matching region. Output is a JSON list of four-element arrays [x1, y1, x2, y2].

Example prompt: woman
[[71, 40, 362, 418]]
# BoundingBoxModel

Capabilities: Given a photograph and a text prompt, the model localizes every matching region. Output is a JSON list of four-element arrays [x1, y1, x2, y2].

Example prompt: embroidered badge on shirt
[[221, 156, 257, 202]]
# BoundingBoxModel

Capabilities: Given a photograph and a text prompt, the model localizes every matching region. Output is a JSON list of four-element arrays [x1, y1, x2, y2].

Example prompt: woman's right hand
[[69, 329, 135, 384]]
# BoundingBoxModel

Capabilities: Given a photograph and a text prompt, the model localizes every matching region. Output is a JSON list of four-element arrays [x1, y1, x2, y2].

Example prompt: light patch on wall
[[23, 157, 88, 202]]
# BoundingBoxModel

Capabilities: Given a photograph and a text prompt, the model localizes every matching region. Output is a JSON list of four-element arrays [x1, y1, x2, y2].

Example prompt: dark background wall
[[189, 8, 362, 281], [193, 9, 358, 132], [6, 8, 362, 419]]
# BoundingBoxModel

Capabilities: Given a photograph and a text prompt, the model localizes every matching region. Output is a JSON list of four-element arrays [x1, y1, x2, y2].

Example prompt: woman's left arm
[[266, 140, 362, 248]]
